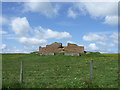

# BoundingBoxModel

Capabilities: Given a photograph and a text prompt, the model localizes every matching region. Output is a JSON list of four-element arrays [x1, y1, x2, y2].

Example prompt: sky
[[0, 1, 119, 53]]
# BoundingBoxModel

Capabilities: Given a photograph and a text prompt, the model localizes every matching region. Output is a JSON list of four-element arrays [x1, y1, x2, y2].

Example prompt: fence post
[[20, 61, 23, 84], [90, 60, 93, 81]]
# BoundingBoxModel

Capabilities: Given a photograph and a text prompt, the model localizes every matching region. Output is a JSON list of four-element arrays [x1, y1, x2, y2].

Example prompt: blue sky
[[1, 1, 118, 53]]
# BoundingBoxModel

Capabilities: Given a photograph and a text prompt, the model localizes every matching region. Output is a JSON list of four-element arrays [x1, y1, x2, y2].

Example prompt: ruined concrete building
[[39, 42, 84, 53]]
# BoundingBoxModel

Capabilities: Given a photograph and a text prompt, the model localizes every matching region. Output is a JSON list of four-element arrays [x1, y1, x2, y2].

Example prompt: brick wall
[[40, 42, 63, 53], [64, 44, 84, 53], [40, 47, 63, 53], [39, 42, 84, 53], [46, 43, 62, 48]]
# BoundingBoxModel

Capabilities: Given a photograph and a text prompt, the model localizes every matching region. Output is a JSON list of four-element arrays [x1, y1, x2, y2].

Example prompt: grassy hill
[[2, 53, 119, 88]]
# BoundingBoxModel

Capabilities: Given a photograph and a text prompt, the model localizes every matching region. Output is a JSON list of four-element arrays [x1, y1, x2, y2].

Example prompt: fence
[[2, 55, 118, 88], [19, 60, 94, 85]]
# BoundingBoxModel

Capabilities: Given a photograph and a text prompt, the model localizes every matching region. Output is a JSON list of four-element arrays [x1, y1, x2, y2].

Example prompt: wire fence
[[2, 55, 118, 88]]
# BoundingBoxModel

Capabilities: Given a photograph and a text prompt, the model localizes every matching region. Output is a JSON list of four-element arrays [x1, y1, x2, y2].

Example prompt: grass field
[[2, 53, 119, 88]]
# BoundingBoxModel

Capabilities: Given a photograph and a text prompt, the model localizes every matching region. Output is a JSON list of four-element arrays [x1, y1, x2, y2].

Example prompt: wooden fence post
[[20, 61, 23, 84], [90, 60, 93, 81]]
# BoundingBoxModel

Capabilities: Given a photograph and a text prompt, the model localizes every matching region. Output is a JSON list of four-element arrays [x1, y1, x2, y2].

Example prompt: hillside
[[2, 53, 118, 88]]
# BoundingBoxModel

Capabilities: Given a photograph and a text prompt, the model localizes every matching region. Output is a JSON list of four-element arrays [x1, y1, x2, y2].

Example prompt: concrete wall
[[40, 53, 55, 56], [64, 53, 80, 56]]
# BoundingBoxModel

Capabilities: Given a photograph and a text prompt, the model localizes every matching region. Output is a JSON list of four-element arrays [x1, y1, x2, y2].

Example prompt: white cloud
[[77, 2, 117, 18], [44, 29, 72, 39], [10, 17, 31, 36], [66, 41, 84, 46], [103, 16, 118, 26], [83, 32, 118, 52], [109, 32, 118, 47], [71, 2, 118, 26], [23, 2, 60, 17], [83, 33, 106, 42], [0, 16, 9, 25], [10, 17, 71, 48], [0, 44, 6, 50], [110, 32, 118, 40], [0, 30, 7, 34], [84, 43, 115, 53], [1, 16, 72, 53], [83, 32, 118, 47], [2, 46, 30, 53], [18, 37, 47, 46], [24, 45, 38, 51], [0, 44, 39, 53], [87, 43, 99, 51], [66, 40, 76, 44], [0, 44, 7, 53], [67, 8, 78, 19], [96, 41, 107, 46], [34, 26, 72, 39]]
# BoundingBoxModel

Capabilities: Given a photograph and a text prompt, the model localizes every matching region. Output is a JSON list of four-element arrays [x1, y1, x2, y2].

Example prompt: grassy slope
[[2, 53, 118, 88]]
